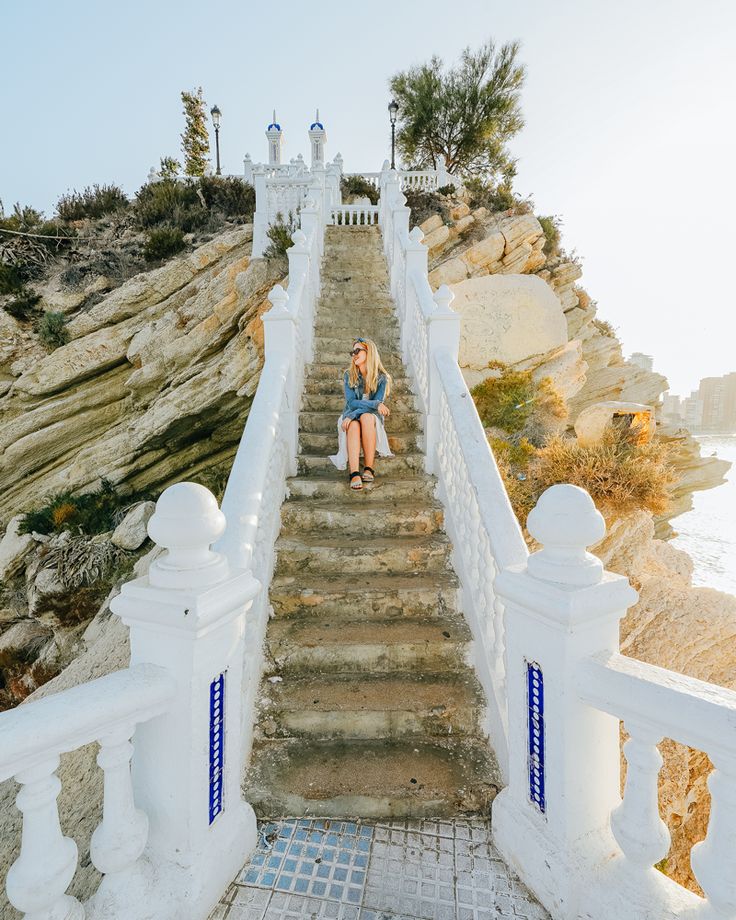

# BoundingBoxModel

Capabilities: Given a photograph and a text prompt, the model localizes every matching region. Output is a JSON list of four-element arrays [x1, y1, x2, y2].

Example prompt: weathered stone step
[[314, 334, 398, 353], [297, 452, 425, 476], [260, 673, 484, 740], [299, 430, 420, 455], [299, 409, 420, 433], [303, 372, 414, 396], [267, 616, 470, 674], [285, 474, 435, 503], [280, 500, 443, 537], [244, 738, 500, 818], [269, 571, 458, 619], [301, 391, 417, 413], [314, 313, 399, 331], [274, 532, 452, 576], [313, 348, 404, 368]]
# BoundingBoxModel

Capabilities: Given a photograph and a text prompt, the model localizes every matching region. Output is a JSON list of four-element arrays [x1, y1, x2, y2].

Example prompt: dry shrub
[[533, 426, 676, 518], [472, 368, 567, 445]]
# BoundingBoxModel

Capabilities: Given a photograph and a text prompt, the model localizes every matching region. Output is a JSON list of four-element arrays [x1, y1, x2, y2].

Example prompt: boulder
[[461, 232, 505, 269], [419, 214, 443, 235], [512, 341, 588, 403], [448, 275, 568, 388], [454, 215, 474, 235], [111, 501, 155, 550], [0, 515, 35, 580], [0, 619, 53, 666], [574, 401, 656, 447], [428, 258, 469, 289], [450, 203, 471, 221], [423, 224, 451, 255]]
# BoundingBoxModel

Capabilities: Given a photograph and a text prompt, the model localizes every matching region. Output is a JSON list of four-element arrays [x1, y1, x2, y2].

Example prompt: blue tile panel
[[526, 660, 546, 814], [209, 672, 226, 824]]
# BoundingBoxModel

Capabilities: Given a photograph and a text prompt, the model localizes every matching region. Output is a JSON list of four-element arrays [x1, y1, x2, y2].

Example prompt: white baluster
[[691, 753, 736, 917], [610, 720, 670, 868], [6, 756, 84, 920], [90, 724, 148, 877]]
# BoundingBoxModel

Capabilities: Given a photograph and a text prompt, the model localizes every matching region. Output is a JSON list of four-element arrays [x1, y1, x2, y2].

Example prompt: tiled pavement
[[209, 818, 549, 920]]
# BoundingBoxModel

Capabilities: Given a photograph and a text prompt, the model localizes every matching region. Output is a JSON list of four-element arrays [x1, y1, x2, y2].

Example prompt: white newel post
[[263, 284, 298, 473], [6, 755, 84, 920], [690, 752, 736, 917], [491, 484, 638, 920], [243, 154, 253, 184], [251, 167, 268, 259], [436, 154, 449, 188], [389, 194, 410, 300], [401, 227, 428, 365], [425, 285, 460, 475], [97, 483, 261, 920]]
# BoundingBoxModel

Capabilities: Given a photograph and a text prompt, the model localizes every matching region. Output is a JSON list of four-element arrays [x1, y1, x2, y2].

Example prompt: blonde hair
[[345, 338, 392, 399]]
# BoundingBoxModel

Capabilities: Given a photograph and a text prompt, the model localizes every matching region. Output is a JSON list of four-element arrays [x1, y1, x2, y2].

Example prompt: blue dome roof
[[267, 122, 281, 131], [310, 121, 324, 130]]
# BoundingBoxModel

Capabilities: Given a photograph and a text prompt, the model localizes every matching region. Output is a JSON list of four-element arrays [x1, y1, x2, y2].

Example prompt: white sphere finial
[[526, 484, 606, 587], [147, 483, 229, 589], [432, 284, 455, 314]]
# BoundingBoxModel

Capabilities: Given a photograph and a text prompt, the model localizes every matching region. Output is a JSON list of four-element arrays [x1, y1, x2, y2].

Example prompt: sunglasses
[[349, 347, 367, 356]]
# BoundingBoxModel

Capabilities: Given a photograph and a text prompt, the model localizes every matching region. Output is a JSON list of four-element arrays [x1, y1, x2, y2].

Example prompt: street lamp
[[388, 99, 399, 170], [211, 105, 222, 176]]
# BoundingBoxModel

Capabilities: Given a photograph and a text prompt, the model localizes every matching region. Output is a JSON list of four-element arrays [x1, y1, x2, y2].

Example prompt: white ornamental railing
[[329, 204, 379, 226], [379, 167, 736, 920], [0, 170, 325, 920], [252, 160, 340, 258], [378, 167, 527, 774], [0, 483, 261, 920]]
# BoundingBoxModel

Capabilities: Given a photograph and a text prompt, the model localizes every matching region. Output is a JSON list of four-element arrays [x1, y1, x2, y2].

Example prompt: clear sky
[[2, 0, 735, 396]]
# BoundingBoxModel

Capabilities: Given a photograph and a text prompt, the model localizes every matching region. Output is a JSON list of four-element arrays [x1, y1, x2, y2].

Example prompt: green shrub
[[144, 226, 186, 262], [36, 311, 69, 349], [471, 367, 567, 445], [18, 479, 129, 536], [56, 184, 128, 221], [264, 212, 297, 259], [402, 188, 450, 227], [0, 263, 24, 294], [538, 215, 561, 258], [437, 184, 457, 197], [134, 178, 208, 232], [198, 176, 255, 219], [4, 288, 41, 321], [463, 176, 528, 214], [340, 175, 379, 205]]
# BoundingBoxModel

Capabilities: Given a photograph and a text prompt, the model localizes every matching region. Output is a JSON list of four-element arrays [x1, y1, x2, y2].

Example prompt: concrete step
[[300, 391, 417, 413], [266, 616, 470, 675], [280, 500, 444, 537], [299, 430, 420, 455], [313, 314, 399, 333], [314, 334, 399, 353], [275, 532, 452, 576], [313, 348, 405, 369], [298, 410, 421, 433], [244, 738, 500, 819], [306, 364, 410, 388], [285, 474, 435, 503], [269, 571, 459, 620], [297, 452, 425, 477], [259, 673, 484, 740]]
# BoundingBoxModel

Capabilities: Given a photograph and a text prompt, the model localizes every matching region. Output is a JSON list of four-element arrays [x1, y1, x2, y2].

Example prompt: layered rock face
[[0, 226, 284, 521]]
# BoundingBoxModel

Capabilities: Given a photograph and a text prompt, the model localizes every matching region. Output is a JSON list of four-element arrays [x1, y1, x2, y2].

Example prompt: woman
[[328, 337, 394, 490]]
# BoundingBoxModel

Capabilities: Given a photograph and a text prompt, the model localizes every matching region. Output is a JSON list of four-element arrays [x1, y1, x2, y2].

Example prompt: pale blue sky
[[2, 0, 735, 395]]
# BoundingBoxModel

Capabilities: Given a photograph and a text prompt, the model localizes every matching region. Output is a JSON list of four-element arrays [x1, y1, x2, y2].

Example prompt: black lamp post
[[211, 105, 222, 176], [388, 99, 399, 170]]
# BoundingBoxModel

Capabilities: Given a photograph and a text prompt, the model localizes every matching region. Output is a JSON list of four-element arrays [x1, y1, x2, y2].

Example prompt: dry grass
[[472, 367, 567, 445]]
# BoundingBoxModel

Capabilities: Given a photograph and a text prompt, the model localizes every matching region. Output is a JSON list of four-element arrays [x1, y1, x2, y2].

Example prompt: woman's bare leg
[[346, 419, 362, 472], [360, 413, 377, 469]]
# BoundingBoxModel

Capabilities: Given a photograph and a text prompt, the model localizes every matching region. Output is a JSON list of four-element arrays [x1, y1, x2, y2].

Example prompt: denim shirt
[[341, 371, 387, 421]]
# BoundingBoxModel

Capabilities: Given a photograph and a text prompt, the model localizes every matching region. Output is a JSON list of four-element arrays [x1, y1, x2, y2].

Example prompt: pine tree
[[180, 88, 210, 177]]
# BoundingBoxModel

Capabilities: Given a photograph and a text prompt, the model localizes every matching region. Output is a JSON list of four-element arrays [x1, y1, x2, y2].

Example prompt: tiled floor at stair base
[[209, 818, 549, 920]]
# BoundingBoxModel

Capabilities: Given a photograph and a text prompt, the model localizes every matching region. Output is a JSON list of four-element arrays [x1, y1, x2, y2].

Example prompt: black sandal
[[361, 466, 375, 483], [349, 470, 363, 490]]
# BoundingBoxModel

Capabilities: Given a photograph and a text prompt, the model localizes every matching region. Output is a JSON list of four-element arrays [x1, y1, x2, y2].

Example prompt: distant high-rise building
[[661, 393, 683, 422], [698, 373, 736, 431], [630, 352, 654, 373]]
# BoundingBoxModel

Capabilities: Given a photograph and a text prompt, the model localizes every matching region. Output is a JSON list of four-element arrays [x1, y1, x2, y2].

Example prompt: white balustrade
[[378, 168, 527, 774], [329, 204, 379, 226]]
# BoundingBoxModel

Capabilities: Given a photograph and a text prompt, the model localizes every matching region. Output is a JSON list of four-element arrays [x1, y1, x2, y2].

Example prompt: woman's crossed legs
[[346, 413, 377, 486]]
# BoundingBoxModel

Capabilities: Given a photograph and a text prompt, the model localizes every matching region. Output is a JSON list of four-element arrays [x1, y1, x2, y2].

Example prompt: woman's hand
[[378, 402, 390, 417], [341, 417, 352, 432]]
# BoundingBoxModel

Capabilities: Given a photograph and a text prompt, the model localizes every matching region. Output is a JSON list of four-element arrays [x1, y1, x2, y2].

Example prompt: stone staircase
[[244, 225, 500, 817]]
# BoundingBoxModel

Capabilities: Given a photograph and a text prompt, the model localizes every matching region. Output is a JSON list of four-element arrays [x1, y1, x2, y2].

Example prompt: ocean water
[[671, 435, 736, 596]]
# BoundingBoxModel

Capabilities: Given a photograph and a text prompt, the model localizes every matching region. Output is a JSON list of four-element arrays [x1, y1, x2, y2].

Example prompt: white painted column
[[6, 755, 84, 920], [263, 285, 298, 473], [400, 226, 428, 365], [100, 483, 261, 920], [251, 167, 268, 258], [243, 153, 253, 184], [424, 285, 460, 474], [691, 752, 736, 917], [492, 484, 638, 919]]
